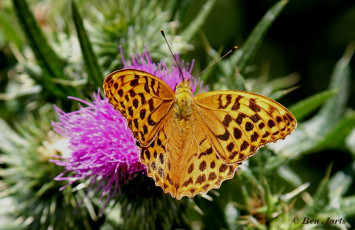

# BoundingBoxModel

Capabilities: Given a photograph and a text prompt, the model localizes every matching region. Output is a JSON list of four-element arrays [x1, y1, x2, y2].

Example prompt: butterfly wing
[[140, 111, 238, 199], [193, 91, 297, 164], [103, 69, 175, 146], [105, 71, 297, 199]]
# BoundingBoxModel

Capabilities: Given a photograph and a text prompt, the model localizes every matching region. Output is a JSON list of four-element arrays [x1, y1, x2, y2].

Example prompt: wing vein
[[193, 104, 238, 163]]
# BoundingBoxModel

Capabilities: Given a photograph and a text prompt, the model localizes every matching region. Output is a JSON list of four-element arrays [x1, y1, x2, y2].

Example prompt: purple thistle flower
[[51, 48, 207, 206], [51, 91, 145, 206]]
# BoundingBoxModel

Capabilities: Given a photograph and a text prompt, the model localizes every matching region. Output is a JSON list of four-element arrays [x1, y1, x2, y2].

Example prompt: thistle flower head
[[51, 91, 144, 206], [52, 48, 206, 207]]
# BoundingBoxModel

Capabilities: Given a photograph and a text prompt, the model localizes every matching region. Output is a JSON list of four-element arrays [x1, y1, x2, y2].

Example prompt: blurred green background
[[184, 0, 355, 103], [0, 0, 354, 229]]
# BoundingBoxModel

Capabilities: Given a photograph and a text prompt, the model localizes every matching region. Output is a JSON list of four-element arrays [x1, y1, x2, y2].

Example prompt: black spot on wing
[[147, 115, 157, 126], [268, 120, 276, 128], [218, 95, 232, 109], [216, 130, 230, 141], [249, 98, 261, 112], [245, 122, 254, 131], [198, 147, 213, 159], [199, 161, 207, 171], [105, 75, 112, 83], [240, 141, 249, 151], [132, 99, 139, 108], [140, 109, 146, 119], [233, 128, 242, 139], [130, 79, 139, 86], [222, 114, 233, 127], [138, 93, 146, 105], [118, 89, 124, 97], [236, 113, 246, 125], [129, 89, 136, 97], [231, 96, 242, 110]]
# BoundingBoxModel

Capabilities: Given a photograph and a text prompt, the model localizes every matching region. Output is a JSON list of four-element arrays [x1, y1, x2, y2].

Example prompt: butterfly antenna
[[161, 30, 185, 80], [194, 46, 238, 79]]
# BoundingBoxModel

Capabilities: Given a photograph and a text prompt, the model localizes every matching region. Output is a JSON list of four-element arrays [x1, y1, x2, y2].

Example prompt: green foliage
[[71, 0, 103, 88], [12, 0, 76, 98], [0, 0, 354, 229], [105, 175, 189, 229], [0, 114, 102, 229], [232, 0, 289, 74], [289, 90, 337, 121]]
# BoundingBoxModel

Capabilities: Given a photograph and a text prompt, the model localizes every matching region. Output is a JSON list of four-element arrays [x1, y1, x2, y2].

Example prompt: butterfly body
[[104, 69, 297, 199], [174, 80, 193, 121]]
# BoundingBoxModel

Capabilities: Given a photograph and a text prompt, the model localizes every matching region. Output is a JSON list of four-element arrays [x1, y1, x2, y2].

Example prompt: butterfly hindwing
[[104, 69, 175, 145], [140, 114, 238, 199], [175, 116, 238, 199], [194, 91, 297, 164]]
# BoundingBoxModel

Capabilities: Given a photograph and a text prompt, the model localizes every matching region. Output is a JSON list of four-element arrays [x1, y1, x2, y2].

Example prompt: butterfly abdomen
[[174, 81, 194, 121]]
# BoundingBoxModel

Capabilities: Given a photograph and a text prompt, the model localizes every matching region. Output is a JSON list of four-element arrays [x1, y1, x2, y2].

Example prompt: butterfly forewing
[[104, 69, 175, 145], [193, 91, 297, 164]]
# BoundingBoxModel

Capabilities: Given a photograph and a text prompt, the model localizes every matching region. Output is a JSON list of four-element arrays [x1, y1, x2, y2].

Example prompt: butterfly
[[103, 69, 297, 199]]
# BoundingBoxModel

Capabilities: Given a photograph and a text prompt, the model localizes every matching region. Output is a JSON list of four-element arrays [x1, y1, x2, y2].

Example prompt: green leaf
[[194, 196, 229, 229], [0, 119, 27, 152], [231, 0, 289, 73], [72, 0, 103, 88], [267, 73, 300, 92], [12, 0, 66, 77], [268, 44, 354, 158], [264, 154, 288, 173], [0, 11, 23, 50], [241, 185, 252, 211], [269, 86, 298, 100], [181, 0, 216, 42], [277, 165, 303, 187], [11, 0, 75, 98], [262, 177, 274, 219], [315, 44, 354, 128], [289, 90, 337, 121], [328, 172, 352, 199], [0, 115, 100, 229], [316, 113, 355, 150], [309, 171, 351, 219], [305, 166, 331, 217], [345, 129, 355, 156], [225, 203, 238, 230], [341, 196, 355, 217], [200, 38, 222, 83]]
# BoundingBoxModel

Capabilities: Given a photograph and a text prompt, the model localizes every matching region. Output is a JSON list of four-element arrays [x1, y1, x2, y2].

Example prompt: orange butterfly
[[103, 69, 297, 199]]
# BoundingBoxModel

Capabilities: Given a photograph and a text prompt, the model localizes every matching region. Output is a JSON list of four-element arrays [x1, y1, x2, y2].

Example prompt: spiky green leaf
[[181, 0, 216, 42], [72, 0, 103, 88], [231, 0, 289, 73], [289, 90, 337, 121]]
